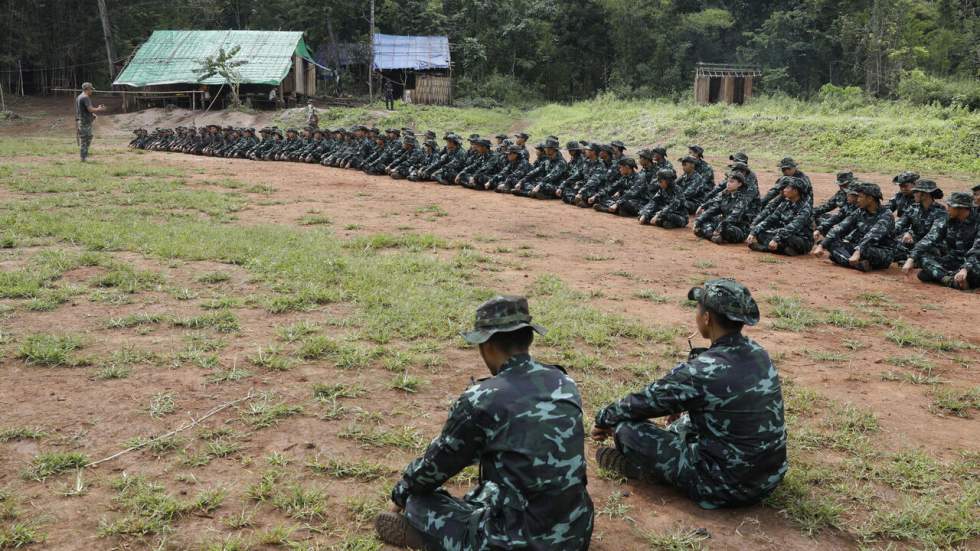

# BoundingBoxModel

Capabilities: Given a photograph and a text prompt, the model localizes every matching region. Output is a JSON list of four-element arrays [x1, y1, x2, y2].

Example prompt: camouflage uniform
[[431, 138, 469, 185], [822, 183, 895, 271], [75, 88, 96, 161], [892, 180, 947, 263], [912, 192, 980, 288], [595, 279, 787, 509], [888, 171, 919, 218], [554, 144, 588, 200], [694, 173, 756, 244], [392, 296, 594, 551], [687, 145, 714, 188], [593, 159, 640, 213], [748, 178, 814, 256], [815, 172, 854, 225], [677, 156, 711, 214], [639, 169, 689, 228], [487, 146, 532, 192]]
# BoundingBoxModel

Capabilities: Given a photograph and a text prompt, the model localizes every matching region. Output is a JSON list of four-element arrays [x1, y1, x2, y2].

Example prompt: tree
[[195, 46, 248, 108]]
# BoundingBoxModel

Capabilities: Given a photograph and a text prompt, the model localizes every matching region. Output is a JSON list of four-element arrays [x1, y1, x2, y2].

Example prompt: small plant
[[766, 295, 822, 332], [16, 334, 82, 366], [0, 427, 46, 443], [886, 325, 971, 352], [24, 451, 88, 481], [307, 456, 390, 481], [0, 522, 45, 548], [196, 271, 231, 284], [148, 391, 176, 418], [245, 468, 283, 502], [389, 373, 424, 393], [299, 214, 332, 226], [272, 484, 328, 521], [598, 490, 633, 520], [634, 289, 669, 303], [171, 310, 240, 332], [242, 394, 302, 428], [275, 320, 320, 342], [312, 382, 365, 401], [247, 345, 293, 371], [929, 387, 979, 418]]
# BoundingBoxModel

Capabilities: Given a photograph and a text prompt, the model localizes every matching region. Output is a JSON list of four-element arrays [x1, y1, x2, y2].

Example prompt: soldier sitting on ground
[[747, 176, 814, 256], [388, 137, 426, 180], [430, 135, 468, 185], [814, 172, 855, 225], [687, 144, 714, 189], [814, 185, 859, 244], [677, 155, 710, 214], [888, 171, 920, 218], [574, 145, 615, 208], [892, 180, 946, 264], [599, 158, 651, 216], [593, 158, 641, 214], [693, 172, 756, 245], [557, 142, 598, 203], [760, 157, 812, 211], [812, 182, 895, 272], [903, 191, 980, 290], [973, 184, 980, 207], [592, 279, 787, 510], [486, 145, 531, 192], [375, 296, 594, 550], [638, 168, 689, 228], [459, 139, 500, 190]]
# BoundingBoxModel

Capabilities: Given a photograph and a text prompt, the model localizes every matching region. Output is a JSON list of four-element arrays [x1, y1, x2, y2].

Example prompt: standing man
[[75, 83, 106, 162], [593, 279, 787, 510], [305, 99, 319, 128], [376, 296, 594, 550], [384, 80, 395, 111]]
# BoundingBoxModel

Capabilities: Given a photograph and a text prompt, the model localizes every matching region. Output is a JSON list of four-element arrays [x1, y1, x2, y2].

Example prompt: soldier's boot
[[374, 512, 425, 550], [595, 446, 645, 481]]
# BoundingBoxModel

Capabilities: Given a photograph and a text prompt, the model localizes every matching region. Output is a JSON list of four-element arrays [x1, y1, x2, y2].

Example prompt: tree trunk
[[97, 0, 117, 80], [369, 0, 375, 101]]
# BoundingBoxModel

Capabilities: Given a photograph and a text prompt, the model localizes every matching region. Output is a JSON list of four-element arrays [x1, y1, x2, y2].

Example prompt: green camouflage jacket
[[912, 209, 979, 265], [824, 207, 895, 250], [750, 197, 814, 244]]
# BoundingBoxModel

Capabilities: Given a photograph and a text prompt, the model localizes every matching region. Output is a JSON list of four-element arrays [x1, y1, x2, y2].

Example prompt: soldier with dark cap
[[593, 278, 787, 510], [814, 172, 855, 224], [375, 296, 594, 550], [677, 155, 710, 214], [893, 180, 946, 263], [407, 140, 441, 181], [904, 191, 980, 289], [388, 137, 426, 180], [514, 138, 565, 198], [512, 132, 530, 161], [598, 158, 651, 216], [760, 158, 812, 211], [888, 171, 920, 217], [557, 143, 600, 203], [693, 172, 756, 244], [486, 145, 531, 192], [649, 146, 673, 173], [814, 185, 860, 244], [687, 145, 714, 188], [574, 145, 615, 207], [747, 177, 815, 256], [610, 140, 627, 160], [638, 169, 690, 228], [700, 152, 758, 209], [431, 135, 468, 185], [593, 158, 640, 213], [458, 139, 499, 189], [553, 141, 587, 198], [813, 182, 895, 272], [75, 83, 106, 162], [972, 184, 980, 207]]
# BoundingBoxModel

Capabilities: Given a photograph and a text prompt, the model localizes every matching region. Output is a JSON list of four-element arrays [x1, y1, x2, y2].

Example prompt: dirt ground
[[0, 97, 977, 550]]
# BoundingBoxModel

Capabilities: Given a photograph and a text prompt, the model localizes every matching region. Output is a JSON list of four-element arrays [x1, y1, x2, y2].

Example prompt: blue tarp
[[372, 34, 450, 71]]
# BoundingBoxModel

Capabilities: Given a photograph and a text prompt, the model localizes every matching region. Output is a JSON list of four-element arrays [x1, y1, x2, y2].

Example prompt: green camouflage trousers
[[78, 122, 93, 160]]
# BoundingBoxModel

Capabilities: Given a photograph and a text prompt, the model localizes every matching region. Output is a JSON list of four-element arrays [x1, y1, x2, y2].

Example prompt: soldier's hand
[[695, 207, 704, 216], [591, 426, 614, 442], [901, 233, 914, 245], [768, 240, 779, 251], [954, 268, 968, 288], [746, 235, 757, 246], [813, 230, 823, 241], [849, 249, 862, 264], [389, 503, 404, 513], [902, 258, 915, 275], [812, 245, 825, 257]]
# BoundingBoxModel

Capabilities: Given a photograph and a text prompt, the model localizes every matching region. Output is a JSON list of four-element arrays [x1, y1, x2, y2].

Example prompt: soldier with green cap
[[973, 184, 980, 207], [893, 179, 946, 263], [593, 157, 641, 213], [375, 296, 594, 550], [593, 278, 787, 510], [904, 191, 980, 289], [747, 176, 815, 256], [486, 145, 531, 192], [687, 145, 714, 188], [693, 172, 756, 244], [75, 82, 106, 162], [813, 182, 895, 271], [814, 172, 855, 224], [888, 171, 920, 217], [574, 145, 615, 207], [430, 135, 468, 185], [638, 168, 690, 228], [760, 157, 812, 211], [558, 143, 600, 203]]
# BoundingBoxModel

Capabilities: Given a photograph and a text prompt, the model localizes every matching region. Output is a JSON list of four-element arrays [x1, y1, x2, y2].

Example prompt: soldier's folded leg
[[530, 183, 558, 199], [654, 214, 689, 229], [892, 242, 911, 264], [403, 489, 486, 551], [612, 420, 699, 490], [916, 256, 959, 284], [826, 241, 857, 268], [616, 200, 644, 217], [860, 245, 894, 269], [781, 235, 812, 256], [720, 225, 749, 243], [693, 223, 715, 239]]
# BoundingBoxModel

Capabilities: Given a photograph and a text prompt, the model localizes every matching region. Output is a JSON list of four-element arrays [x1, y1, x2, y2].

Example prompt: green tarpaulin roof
[[114, 30, 312, 87]]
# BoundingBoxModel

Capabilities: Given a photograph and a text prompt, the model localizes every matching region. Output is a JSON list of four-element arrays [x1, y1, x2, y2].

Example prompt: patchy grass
[[766, 295, 822, 332], [308, 456, 391, 481], [338, 424, 425, 451], [0, 427, 46, 443], [16, 334, 82, 366], [929, 387, 980, 418], [148, 391, 176, 418], [23, 452, 88, 481], [242, 394, 302, 428], [886, 325, 972, 352], [171, 310, 240, 332]]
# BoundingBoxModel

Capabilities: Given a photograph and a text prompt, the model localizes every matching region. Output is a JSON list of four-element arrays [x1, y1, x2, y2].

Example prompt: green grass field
[[0, 103, 978, 550]]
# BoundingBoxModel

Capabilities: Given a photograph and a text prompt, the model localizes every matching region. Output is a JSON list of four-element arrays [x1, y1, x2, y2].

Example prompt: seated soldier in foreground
[[888, 171, 920, 218], [814, 171, 854, 225], [892, 180, 946, 264], [746, 176, 814, 256], [375, 296, 594, 550], [693, 172, 755, 244], [638, 169, 689, 228], [904, 191, 980, 290], [812, 182, 895, 272], [814, 185, 859, 244], [974, 184, 980, 207], [592, 279, 787, 509]]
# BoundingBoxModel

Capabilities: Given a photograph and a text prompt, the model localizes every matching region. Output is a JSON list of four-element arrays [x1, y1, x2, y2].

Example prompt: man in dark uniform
[[593, 278, 787, 510], [376, 296, 594, 550], [813, 182, 895, 272], [904, 191, 980, 290], [75, 82, 106, 162], [384, 80, 396, 110]]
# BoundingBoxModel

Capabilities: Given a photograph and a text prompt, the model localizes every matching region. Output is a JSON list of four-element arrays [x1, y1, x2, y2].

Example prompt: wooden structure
[[694, 63, 762, 105], [412, 74, 452, 105]]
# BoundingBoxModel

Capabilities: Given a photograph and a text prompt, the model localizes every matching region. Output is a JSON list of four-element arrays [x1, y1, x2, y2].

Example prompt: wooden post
[[694, 75, 710, 104], [743, 76, 753, 103], [294, 55, 304, 96], [96, 0, 117, 79], [368, 0, 375, 102], [0, 80, 5, 112], [721, 76, 735, 104]]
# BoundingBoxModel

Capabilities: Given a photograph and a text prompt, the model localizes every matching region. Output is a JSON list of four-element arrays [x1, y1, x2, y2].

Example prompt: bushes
[[897, 70, 980, 110], [817, 84, 869, 111], [456, 73, 543, 108]]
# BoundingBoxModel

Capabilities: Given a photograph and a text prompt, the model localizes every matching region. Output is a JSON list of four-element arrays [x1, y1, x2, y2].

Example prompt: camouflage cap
[[618, 157, 637, 169], [468, 133, 481, 140], [637, 149, 654, 160], [729, 152, 749, 164], [425, 130, 437, 139], [972, 183, 980, 192], [566, 141, 583, 151], [778, 157, 797, 169], [911, 179, 942, 197], [785, 176, 809, 192], [688, 144, 704, 155], [679, 155, 698, 165], [587, 142, 603, 152], [657, 168, 677, 181], [688, 278, 760, 326], [424, 139, 438, 149], [947, 191, 973, 209], [650, 146, 667, 157], [543, 138, 561, 149], [846, 187, 860, 196], [461, 295, 546, 345], [728, 161, 749, 172], [495, 133, 509, 140], [728, 171, 747, 184], [403, 136, 417, 145], [514, 132, 530, 139], [836, 171, 855, 185], [611, 140, 627, 151], [507, 144, 523, 154], [855, 181, 883, 200], [892, 171, 919, 185], [474, 138, 492, 148]]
